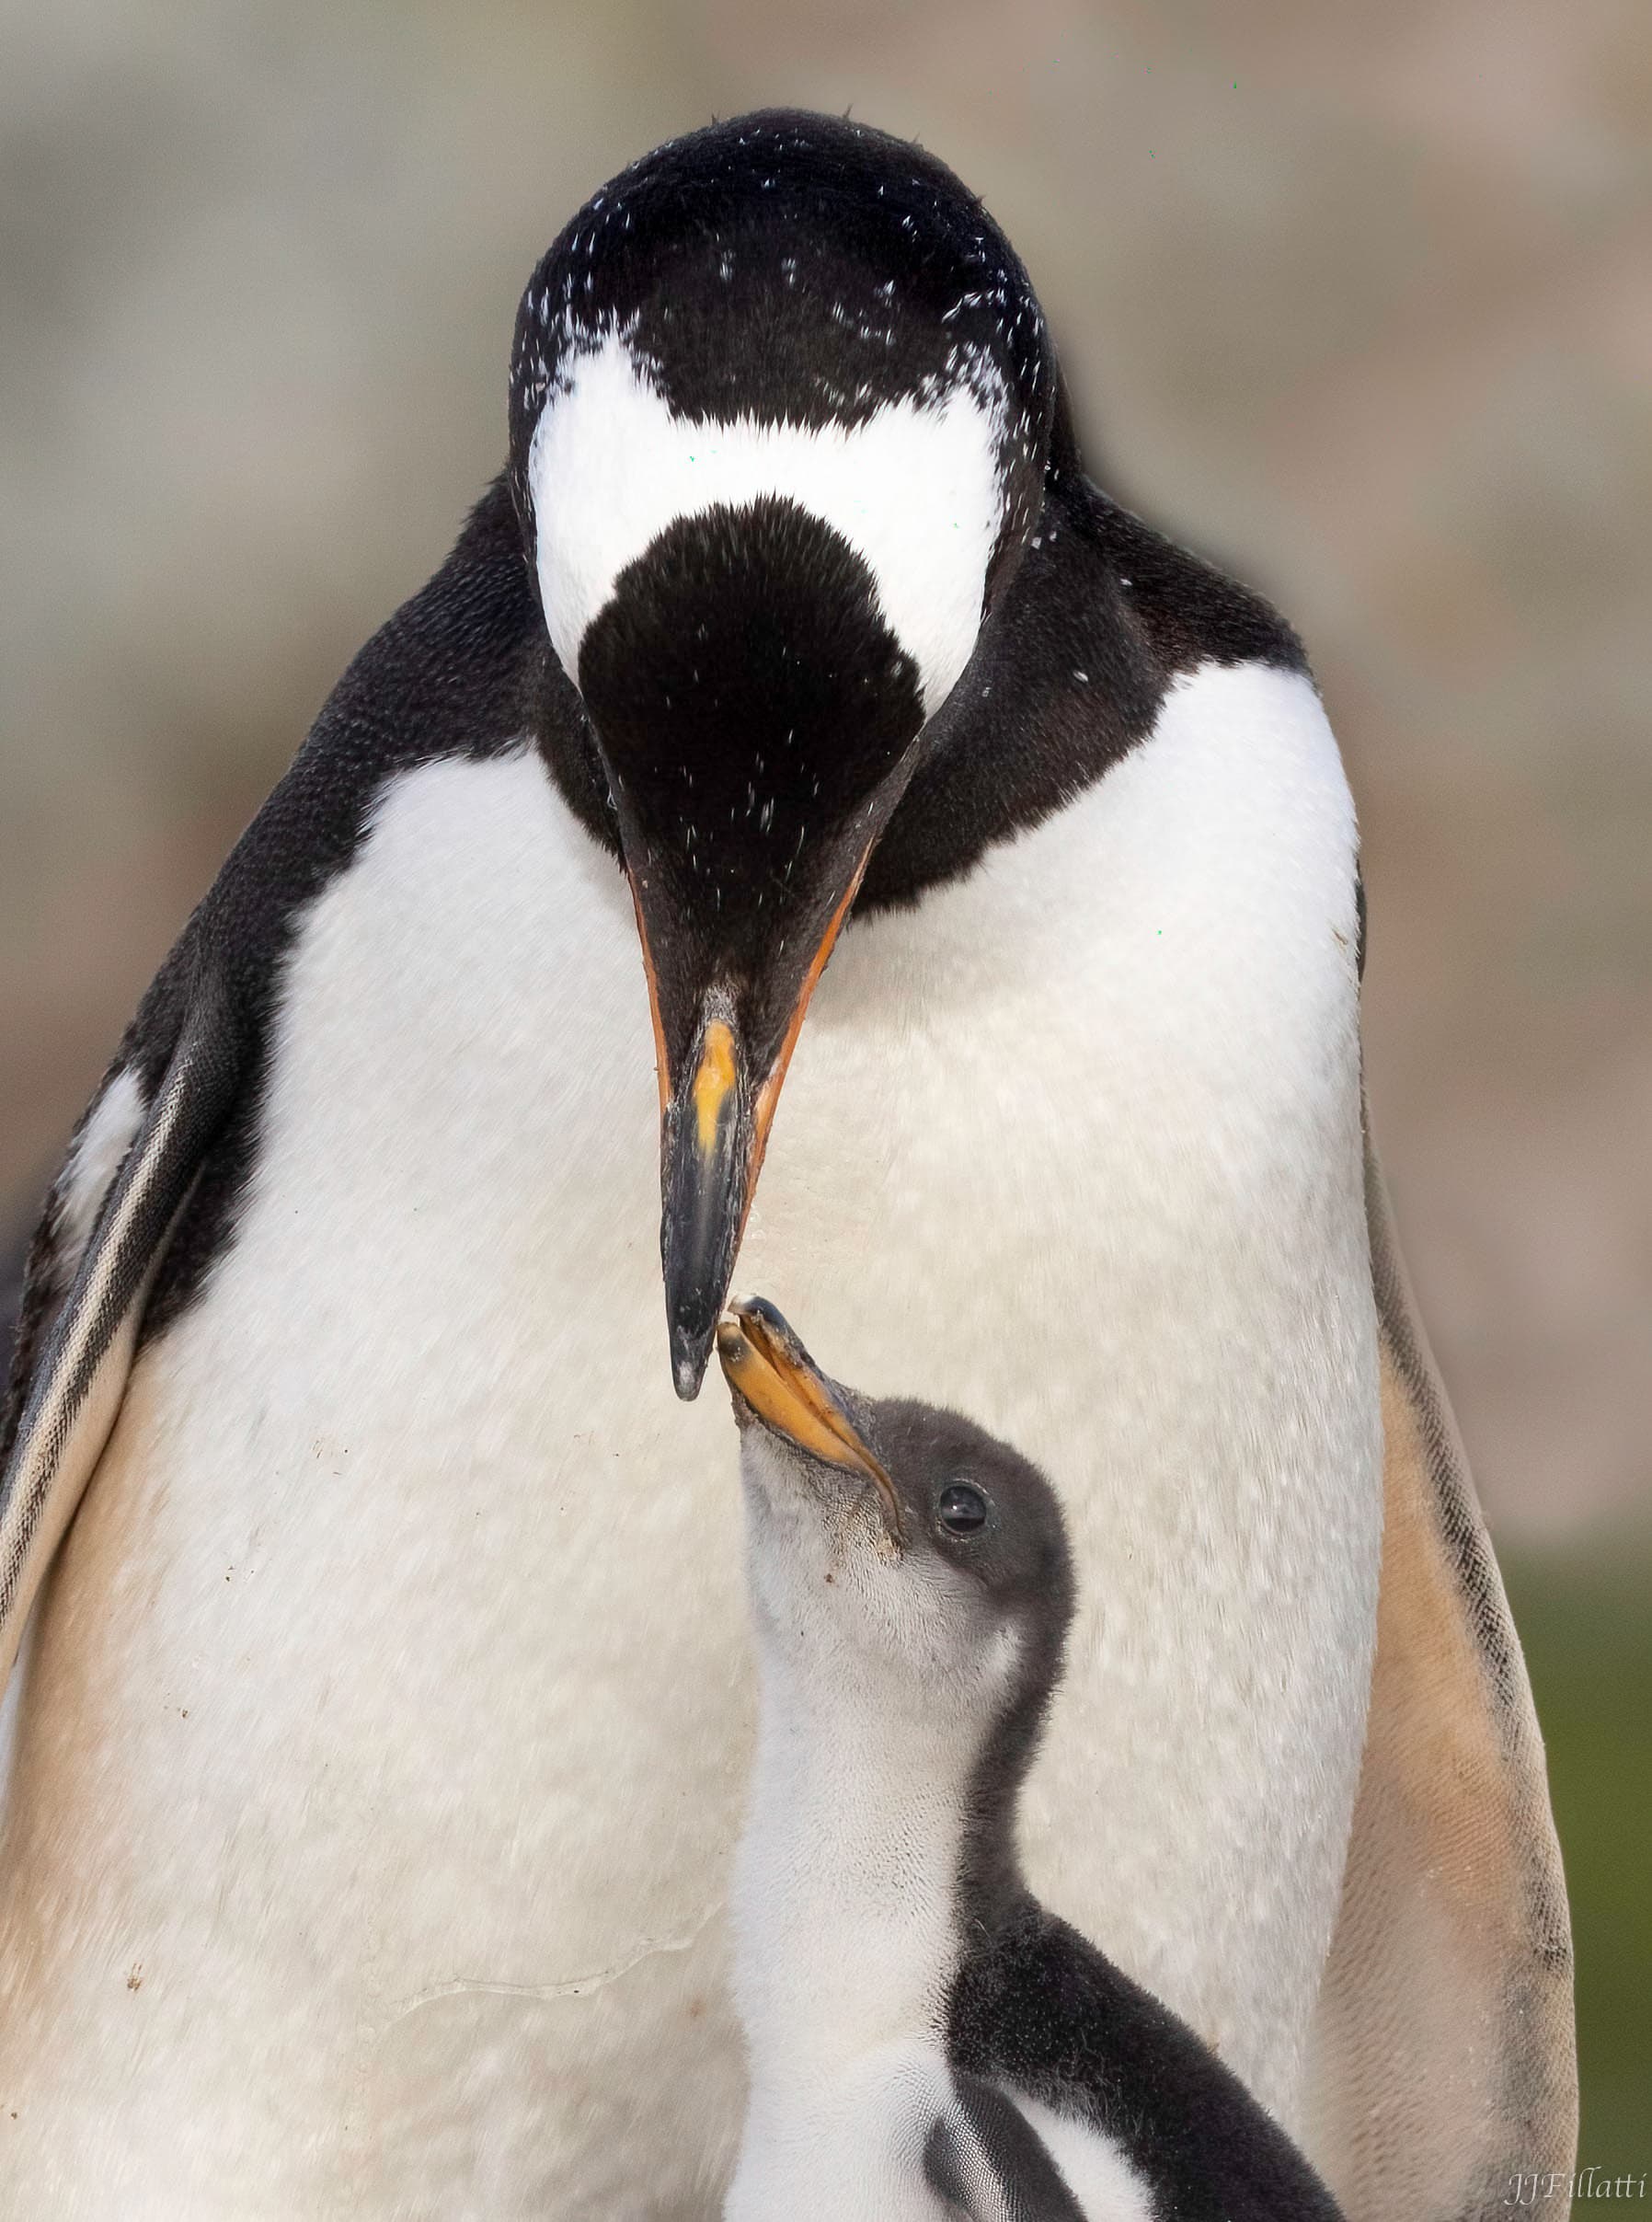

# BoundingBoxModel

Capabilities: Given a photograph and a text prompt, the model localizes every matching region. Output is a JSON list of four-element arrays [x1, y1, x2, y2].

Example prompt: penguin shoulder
[[950, 1899, 1345, 2222], [864, 448, 1321, 915]]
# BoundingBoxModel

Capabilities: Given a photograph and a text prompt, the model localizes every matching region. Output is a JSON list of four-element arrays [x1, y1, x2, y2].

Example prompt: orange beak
[[648, 848, 874, 1400], [716, 1297, 903, 1542]]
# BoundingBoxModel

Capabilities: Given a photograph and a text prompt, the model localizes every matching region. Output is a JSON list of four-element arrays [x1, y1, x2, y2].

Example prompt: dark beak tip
[[670, 1324, 715, 1402], [739, 1294, 792, 1342], [660, 1151, 746, 1401]]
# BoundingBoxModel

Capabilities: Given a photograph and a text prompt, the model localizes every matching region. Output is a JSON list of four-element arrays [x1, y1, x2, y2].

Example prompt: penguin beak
[[572, 497, 933, 1399], [640, 856, 873, 1401], [715, 1298, 904, 1542], [660, 1000, 756, 1400]]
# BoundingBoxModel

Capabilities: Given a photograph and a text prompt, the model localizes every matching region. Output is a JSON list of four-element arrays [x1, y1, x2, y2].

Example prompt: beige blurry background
[[2, 0, 1647, 2156]]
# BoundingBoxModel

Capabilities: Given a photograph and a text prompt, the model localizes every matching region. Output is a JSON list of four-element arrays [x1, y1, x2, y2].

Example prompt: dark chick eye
[[936, 1484, 989, 1537]]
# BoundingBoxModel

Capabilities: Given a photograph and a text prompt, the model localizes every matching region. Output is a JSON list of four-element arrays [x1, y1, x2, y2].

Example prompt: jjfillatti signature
[[1507, 2173, 1648, 2205]]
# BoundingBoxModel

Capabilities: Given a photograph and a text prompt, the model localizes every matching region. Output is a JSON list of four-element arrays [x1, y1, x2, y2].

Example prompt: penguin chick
[[717, 1296, 1345, 2222]]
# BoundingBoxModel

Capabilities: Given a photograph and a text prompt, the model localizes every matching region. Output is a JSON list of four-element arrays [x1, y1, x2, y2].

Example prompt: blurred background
[[2, 0, 1646, 2159]]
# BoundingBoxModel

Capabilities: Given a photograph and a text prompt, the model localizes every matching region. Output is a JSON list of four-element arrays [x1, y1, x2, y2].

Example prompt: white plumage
[[0, 657, 1377, 2215], [530, 324, 1008, 713]]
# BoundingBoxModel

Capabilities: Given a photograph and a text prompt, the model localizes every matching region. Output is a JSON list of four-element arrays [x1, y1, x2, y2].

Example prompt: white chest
[[0, 662, 1381, 2217], [725, 2042, 960, 2222]]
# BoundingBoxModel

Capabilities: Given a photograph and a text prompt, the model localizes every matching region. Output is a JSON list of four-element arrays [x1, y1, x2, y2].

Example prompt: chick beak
[[715, 1297, 903, 1542]]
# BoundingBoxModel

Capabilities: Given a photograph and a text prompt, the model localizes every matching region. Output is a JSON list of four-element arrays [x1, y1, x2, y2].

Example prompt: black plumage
[[949, 1909, 1344, 2220]]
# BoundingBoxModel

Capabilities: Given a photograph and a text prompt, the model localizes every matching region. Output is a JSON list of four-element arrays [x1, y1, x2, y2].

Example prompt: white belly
[[0, 664, 1381, 2218]]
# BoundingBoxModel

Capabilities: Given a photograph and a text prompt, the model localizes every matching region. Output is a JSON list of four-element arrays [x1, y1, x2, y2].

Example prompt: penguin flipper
[[1307, 1125, 1577, 2219], [924, 2073, 1086, 2221], [0, 971, 238, 1695]]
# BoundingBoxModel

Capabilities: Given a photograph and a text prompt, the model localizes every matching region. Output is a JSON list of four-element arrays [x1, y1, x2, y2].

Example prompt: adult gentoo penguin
[[0, 111, 1571, 2217], [716, 1296, 1345, 2222]]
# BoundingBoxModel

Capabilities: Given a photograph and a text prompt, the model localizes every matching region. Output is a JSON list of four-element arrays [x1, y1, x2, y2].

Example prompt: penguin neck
[[731, 1606, 994, 2098]]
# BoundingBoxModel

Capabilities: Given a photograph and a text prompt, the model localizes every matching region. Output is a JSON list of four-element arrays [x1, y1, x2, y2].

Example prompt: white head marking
[[528, 324, 1006, 718]]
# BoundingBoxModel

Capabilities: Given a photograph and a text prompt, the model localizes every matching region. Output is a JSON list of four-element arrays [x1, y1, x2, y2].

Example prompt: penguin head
[[716, 1298, 1073, 1725], [511, 113, 1057, 1398]]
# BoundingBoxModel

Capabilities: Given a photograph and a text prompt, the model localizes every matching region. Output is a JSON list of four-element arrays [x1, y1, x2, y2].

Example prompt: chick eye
[[936, 1483, 989, 1537]]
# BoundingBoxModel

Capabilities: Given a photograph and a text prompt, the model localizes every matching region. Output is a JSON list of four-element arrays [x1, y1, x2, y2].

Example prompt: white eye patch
[[527, 324, 1005, 719]]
